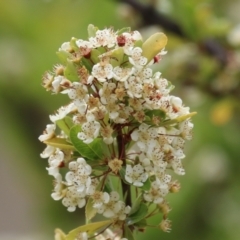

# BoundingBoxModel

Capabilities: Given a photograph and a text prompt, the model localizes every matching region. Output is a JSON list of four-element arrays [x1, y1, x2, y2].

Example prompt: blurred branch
[[118, 0, 228, 66]]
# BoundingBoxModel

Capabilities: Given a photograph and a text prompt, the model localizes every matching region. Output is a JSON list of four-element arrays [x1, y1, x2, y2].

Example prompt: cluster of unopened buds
[[39, 25, 195, 240]]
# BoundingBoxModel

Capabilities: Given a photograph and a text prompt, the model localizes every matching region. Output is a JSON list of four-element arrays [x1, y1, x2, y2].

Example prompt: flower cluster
[[39, 25, 195, 239]]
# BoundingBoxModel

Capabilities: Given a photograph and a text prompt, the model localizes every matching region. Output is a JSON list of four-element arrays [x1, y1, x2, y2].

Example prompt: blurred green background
[[1, 0, 240, 239]]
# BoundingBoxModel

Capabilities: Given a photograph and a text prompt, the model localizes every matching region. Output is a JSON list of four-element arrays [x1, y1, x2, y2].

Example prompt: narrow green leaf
[[109, 47, 124, 67], [119, 167, 130, 185], [123, 225, 135, 240], [56, 116, 74, 136], [81, 57, 92, 72], [70, 37, 79, 51], [88, 24, 98, 38], [160, 112, 197, 127], [85, 198, 97, 223], [43, 137, 75, 150], [69, 125, 109, 161], [64, 60, 79, 81], [65, 220, 112, 240], [127, 203, 148, 225], [56, 51, 72, 65], [141, 178, 151, 191], [117, 27, 131, 35], [91, 49, 101, 64], [129, 194, 143, 216], [145, 109, 166, 119]]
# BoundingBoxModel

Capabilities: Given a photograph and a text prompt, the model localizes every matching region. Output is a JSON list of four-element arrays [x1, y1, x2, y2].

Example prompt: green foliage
[[69, 125, 109, 161], [65, 220, 112, 240], [56, 116, 74, 137], [64, 60, 79, 81], [142, 32, 168, 62], [85, 198, 97, 223], [127, 203, 148, 225], [123, 225, 135, 240], [43, 137, 74, 150]]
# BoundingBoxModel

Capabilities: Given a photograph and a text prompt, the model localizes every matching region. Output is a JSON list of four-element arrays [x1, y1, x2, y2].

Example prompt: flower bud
[[159, 219, 171, 233]]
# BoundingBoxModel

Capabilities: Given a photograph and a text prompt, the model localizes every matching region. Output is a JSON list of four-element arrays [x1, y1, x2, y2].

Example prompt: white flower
[[131, 123, 158, 152], [143, 181, 168, 204], [100, 124, 114, 144], [65, 158, 92, 193], [121, 31, 142, 55], [62, 185, 87, 212], [73, 99, 88, 115], [67, 82, 88, 100], [179, 120, 193, 140], [76, 39, 93, 48], [94, 191, 125, 219], [92, 191, 110, 209], [52, 75, 69, 93], [105, 97, 120, 120], [118, 204, 131, 221], [170, 158, 185, 175], [113, 66, 134, 82], [99, 82, 116, 104], [128, 47, 147, 68], [46, 149, 64, 177], [40, 145, 55, 158], [89, 28, 116, 48], [59, 42, 71, 52], [51, 173, 67, 201], [49, 103, 76, 122], [39, 124, 55, 142], [125, 75, 143, 98], [125, 164, 148, 187], [91, 62, 113, 82], [78, 120, 101, 143]]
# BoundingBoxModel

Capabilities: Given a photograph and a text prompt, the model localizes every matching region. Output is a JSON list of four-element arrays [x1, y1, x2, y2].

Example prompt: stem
[[116, 125, 131, 207]]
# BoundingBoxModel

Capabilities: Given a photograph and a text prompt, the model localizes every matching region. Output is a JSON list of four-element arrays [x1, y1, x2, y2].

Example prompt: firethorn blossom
[[39, 124, 55, 142], [40, 25, 195, 239]]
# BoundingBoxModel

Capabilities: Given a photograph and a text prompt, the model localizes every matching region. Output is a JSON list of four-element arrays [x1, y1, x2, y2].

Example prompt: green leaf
[[81, 57, 92, 72], [85, 198, 97, 223], [69, 125, 109, 161], [91, 49, 101, 64], [142, 32, 168, 62], [127, 203, 148, 225], [134, 39, 143, 48], [129, 194, 143, 216], [65, 220, 112, 240], [117, 27, 131, 35], [140, 178, 151, 191], [54, 228, 66, 240], [43, 137, 75, 150], [145, 109, 166, 119], [70, 37, 79, 51], [56, 116, 74, 136], [88, 24, 98, 38], [64, 60, 79, 81], [160, 112, 197, 127], [56, 50, 72, 65], [119, 167, 130, 185], [123, 225, 135, 240], [134, 219, 147, 228], [109, 47, 124, 67]]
